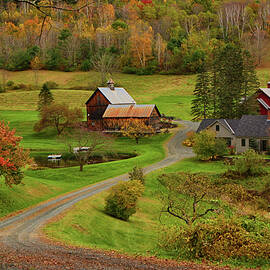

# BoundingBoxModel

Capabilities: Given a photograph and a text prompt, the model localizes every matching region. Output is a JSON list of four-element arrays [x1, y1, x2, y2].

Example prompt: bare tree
[[92, 52, 117, 85], [159, 172, 219, 226], [62, 124, 113, 171]]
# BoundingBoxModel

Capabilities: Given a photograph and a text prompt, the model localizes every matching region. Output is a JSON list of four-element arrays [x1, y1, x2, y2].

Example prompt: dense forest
[[0, 0, 270, 75]]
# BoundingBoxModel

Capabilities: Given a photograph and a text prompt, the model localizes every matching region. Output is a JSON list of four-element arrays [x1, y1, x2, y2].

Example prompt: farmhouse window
[[241, 138, 246, 147], [216, 125, 220, 132]]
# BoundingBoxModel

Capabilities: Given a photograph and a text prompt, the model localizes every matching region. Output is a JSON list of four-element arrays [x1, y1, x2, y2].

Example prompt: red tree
[[0, 121, 31, 187]]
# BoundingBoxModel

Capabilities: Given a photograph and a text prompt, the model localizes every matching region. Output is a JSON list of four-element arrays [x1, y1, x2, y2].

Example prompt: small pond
[[32, 153, 136, 169]]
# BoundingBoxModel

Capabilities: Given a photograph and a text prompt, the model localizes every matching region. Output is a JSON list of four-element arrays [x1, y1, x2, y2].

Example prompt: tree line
[[0, 0, 270, 77]]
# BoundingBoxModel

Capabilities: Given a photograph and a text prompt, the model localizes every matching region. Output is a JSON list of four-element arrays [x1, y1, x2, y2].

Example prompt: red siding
[[258, 91, 270, 115]]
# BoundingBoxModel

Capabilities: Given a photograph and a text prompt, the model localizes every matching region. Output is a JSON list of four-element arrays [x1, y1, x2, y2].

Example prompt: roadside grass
[[44, 157, 270, 269], [0, 110, 170, 218]]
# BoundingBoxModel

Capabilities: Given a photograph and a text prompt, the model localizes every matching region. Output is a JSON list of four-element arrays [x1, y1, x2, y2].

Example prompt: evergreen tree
[[191, 62, 211, 120], [215, 43, 244, 119], [240, 50, 260, 115], [37, 83, 54, 111]]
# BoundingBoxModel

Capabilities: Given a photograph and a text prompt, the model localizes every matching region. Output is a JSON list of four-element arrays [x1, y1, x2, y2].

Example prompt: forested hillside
[[0, 0, 270, 76]]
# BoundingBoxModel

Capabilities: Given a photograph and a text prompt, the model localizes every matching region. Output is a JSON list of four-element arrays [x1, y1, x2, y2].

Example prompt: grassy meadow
[[1, 69, 270, 268]]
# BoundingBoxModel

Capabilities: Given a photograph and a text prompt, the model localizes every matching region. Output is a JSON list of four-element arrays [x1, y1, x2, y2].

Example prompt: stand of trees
[[1, 0, 270, 78]]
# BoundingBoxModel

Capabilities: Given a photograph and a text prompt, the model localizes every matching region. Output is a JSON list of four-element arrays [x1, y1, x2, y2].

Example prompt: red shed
[[257, 82, 270, 115]]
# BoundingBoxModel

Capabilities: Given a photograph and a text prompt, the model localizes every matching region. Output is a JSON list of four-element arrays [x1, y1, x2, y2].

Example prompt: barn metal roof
[[103, 104, 159, 118], [259, 88, 270, 98], [98, 87, 136, 105]]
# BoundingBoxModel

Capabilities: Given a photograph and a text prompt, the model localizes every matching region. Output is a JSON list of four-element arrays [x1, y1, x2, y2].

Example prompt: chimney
[[107, 78, 115, 90], [267, 82, 270, 88]]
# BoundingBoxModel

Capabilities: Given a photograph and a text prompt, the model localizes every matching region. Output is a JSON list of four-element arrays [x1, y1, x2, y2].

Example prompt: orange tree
[[120, 119, 154, 144], [0, 121, 31, 187]]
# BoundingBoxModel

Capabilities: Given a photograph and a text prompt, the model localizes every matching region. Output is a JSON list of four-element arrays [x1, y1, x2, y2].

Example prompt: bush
[[182, 131, 195, 147], [122, 66, 137, 74], [129, 166, 145, 184], [193, 130, 228, 160], [6, 81, 14, 87], [136, 66, 156, 75], [80, 59, 92, 71], [105, 180, 144, 221], [44, 81, 58, 89], [0, 85, 5, 93], [227, 149, 266, 177], [161, 219, 270, 261]]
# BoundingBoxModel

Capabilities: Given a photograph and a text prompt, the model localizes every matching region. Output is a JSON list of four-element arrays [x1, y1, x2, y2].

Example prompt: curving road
[[0, 121, 231, 270]]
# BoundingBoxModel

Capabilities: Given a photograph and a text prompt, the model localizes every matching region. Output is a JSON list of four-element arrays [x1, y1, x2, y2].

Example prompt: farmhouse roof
[[235, 115, 270, 137], [197, 115, 270, 138], [197, 119, 239, 134], [99, 87, 136, 104], [103, 104, 160, 118], [259, 88, 270, 98]]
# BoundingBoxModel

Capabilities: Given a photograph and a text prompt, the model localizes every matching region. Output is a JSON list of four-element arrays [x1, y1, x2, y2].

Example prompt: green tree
[[105, 180, 144, 221], [191, 62, 211, 120], [193, 130, 228, 160], [37, 83, 54, 111]]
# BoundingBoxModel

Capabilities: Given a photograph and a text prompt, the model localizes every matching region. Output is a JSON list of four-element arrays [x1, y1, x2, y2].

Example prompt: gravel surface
[[0, 121, 236, 270]]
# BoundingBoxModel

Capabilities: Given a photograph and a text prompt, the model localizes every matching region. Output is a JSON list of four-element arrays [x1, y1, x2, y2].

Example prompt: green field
[[0, 110, 170, 217]]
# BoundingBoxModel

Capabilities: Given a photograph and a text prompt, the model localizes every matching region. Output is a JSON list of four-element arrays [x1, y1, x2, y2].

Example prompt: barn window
[[92, 121, 95, 126], [97, 95, 101, 105], [216, 125, 220, 132]]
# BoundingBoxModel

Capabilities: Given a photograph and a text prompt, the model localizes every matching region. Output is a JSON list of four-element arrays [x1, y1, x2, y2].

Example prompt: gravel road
[[0, 121, 233, 270]]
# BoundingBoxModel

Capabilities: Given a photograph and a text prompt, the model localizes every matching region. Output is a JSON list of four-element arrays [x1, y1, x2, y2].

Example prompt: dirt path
[[0, 121, 233, 270]]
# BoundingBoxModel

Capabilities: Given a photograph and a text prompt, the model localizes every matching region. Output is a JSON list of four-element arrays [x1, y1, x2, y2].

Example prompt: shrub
[[122, 66, 137, 74], [80, 59, 92, 71], [105, 180, 144, 221], [44, 81, 58, 89], [193, 130, 228, 160], [6, 81, 14, 87], [129, 166, 145, 184], [226, 149, 266, 177], [182, 131, 195, 147], [161, 219, 270, 261], [0, 85, 5, 93]]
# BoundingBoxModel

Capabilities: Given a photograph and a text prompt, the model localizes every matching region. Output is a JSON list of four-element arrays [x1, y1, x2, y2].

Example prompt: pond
[[32, 152, 136, 169]]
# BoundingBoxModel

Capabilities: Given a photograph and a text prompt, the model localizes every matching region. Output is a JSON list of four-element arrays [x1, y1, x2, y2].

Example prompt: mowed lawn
[[0, 110, 170, 218]]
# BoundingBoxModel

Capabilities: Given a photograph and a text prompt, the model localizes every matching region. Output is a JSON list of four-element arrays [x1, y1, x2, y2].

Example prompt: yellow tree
[[129, 20, 153, 68], [121, 119, 154, 144]]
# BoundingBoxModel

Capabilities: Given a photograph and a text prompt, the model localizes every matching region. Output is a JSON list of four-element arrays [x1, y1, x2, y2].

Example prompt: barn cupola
[[107, 78, 115, 90]]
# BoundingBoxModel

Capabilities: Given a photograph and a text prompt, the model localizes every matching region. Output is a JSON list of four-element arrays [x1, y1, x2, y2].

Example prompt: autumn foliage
[[120, 119, 154, 144], [0, 121, 30, 187]]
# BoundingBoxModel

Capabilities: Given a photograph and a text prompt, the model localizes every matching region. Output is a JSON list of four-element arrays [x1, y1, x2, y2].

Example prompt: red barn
[[85, 79, 161, 130], [257, 82, 270, 115]]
